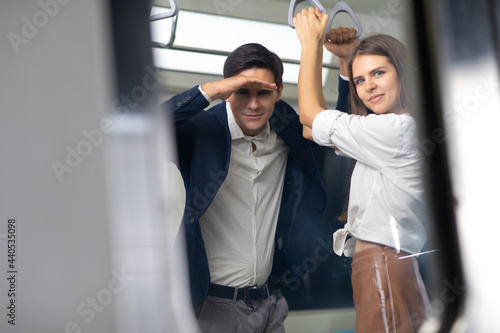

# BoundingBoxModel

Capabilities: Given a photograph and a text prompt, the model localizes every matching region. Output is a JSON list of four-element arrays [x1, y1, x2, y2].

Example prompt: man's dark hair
[[223, 43, 284, 87]]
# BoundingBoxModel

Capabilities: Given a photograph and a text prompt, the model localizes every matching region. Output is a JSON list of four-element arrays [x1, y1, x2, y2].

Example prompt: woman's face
[[352, 54, 404, 115]]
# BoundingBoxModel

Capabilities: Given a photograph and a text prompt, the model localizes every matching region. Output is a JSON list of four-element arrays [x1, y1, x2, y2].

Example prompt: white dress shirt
[[312, 110, 427, 257], [199, 103, 289, 288]]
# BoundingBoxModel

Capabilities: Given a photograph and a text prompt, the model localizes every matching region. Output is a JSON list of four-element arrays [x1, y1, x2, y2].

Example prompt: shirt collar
[[226, 103, 270, 141]]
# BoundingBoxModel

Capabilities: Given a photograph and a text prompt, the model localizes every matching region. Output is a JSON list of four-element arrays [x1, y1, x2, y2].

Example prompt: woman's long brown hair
[[347, 34, 410, 116]]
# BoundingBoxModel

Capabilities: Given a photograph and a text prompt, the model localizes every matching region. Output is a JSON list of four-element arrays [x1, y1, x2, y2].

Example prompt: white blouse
[[312, 110, 427, 257]]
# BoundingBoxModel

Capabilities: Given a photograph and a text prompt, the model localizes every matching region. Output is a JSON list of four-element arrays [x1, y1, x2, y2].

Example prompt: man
[[163, 41, 351, 332]]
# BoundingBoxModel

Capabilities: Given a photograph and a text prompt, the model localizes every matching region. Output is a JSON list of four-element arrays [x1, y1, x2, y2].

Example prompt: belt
[[208, 281, 281, 302]]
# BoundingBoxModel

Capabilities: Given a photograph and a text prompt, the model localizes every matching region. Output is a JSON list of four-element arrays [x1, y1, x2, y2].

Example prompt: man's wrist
[[198, 84, 213, 103], [338, 57, 349, 77], [339, 73, 349, 81]]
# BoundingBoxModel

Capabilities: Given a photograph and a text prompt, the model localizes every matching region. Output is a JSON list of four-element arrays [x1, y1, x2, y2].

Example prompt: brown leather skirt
[[351, 245, 431, 333]]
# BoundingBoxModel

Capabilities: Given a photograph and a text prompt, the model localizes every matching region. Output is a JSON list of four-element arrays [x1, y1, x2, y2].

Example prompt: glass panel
[[154, 1, 455, 332]]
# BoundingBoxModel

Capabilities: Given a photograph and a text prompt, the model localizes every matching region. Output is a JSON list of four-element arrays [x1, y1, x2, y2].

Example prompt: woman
[[294, 8, 431, 333]]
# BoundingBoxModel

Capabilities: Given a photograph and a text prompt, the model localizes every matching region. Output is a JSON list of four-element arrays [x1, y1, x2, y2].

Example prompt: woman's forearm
[[298, 42, 327, 128]]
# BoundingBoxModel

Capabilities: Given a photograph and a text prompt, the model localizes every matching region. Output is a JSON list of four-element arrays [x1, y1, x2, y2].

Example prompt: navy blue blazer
[[164, 79, 348, 306]]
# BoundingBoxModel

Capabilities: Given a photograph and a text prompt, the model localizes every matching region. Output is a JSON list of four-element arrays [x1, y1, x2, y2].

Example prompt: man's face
[[226, 67, 283, 136]]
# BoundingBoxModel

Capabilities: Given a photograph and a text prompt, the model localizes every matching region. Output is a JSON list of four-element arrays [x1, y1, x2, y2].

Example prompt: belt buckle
[[243, 285, 258, 303], [243, 287, 249, 302]]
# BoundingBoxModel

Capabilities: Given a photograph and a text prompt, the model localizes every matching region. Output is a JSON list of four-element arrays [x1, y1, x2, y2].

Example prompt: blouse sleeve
[[312, 110, 409, 168]]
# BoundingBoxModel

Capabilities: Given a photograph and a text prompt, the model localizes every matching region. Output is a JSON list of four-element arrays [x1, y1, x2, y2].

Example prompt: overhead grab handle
[[326, 1, 363, 38], [288, 0, 326, 29], [288, 0, 363, 39], [150, 0, 179, 21]]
